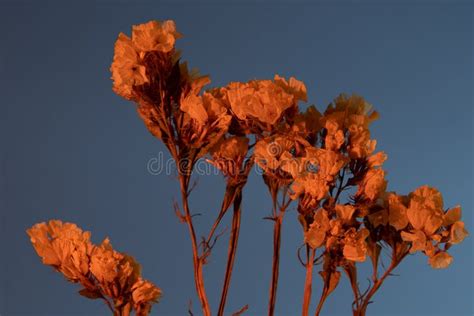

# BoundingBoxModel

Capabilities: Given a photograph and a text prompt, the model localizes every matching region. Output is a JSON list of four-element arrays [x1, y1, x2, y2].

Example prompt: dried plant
[[28, 20, 468, 316], [27, 220, 161, 316]]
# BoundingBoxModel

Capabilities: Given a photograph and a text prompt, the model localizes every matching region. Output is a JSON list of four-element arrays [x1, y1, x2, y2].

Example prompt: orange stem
[[217, 191, 243, 316], [268, 214, 283, 316], [302, 247, 315, 316], [179, 175, 211, 316]]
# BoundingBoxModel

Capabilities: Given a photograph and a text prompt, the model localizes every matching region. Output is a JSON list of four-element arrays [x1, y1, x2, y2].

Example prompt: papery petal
[[443, 206, 462, 226], [450, 221, 468, 244], [428, 252, 453, 269]]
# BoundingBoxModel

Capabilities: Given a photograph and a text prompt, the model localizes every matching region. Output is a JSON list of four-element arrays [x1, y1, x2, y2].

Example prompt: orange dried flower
[[216, 75, 306, 132], [450, 221, 468, 244], [386, 193, 409, 230], [27, 220, 94, 282], [208, 136, 249, 177], [27, 220, 161, 315], [273, 74, 308, 102], [110, 33, 148, 100], [395, 186, 469, 269], [356, 168, 387, 201], [131, 20, 181, 53], [305, 209, 330, 249], [290, 105, 322, 141], [132, 279, 163, 316], [342, 228, 370, 262], [428, 251, 453, 269]]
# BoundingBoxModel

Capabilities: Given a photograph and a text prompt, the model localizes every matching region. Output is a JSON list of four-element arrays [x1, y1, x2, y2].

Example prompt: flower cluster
[[28, 18, 469, 316], [111, 20, 181, 101], [27, 220, 161, 316], [210, 75, 306, 134], [111, 21, 310, 165], [107, 19, 469, 316], [366, 186, 469, 269], [207, 136, 249, 179]]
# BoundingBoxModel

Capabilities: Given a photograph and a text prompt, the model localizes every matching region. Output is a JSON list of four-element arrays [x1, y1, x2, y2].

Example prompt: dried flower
[[215, 75, 306, 133], [208, 136, 249, 178], [27, 220, 93, 282], [28, 220, 161, 315], [343, 228, 370, 262], [132, 279, 162, 315], [131, 20, 181, 53], [110, 33, 148, 100], [356, 168, 387, 201], [305, 209, 330, 249], [428, 251, 453, 269]]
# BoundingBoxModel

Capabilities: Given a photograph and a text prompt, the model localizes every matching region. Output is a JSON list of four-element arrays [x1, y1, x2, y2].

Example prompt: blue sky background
[[1, 1, 472, 315]]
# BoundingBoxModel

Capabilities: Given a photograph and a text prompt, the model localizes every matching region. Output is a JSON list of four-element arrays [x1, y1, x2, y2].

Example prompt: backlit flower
[[132, 279, 162, 316], [290, 105, 322, 140], [132, 20, 181, 53], [305, 209, 330, 249], [343, 228, 370, 262], [450, 221, 468, 244], [356, 168, 387, 201], [407, 186, 444, 233], [428, 251, 453, 269], [216, 75, 305, 132], [387, 193, 409, 230], [208, 136, 249, 177], [111, 33, 148, 100], [273, 74, 308, 102], [27, 220, 93, 282], [179, 75, 232, 156], [28, 220, 161, 315], [323, 119, 345, 151]]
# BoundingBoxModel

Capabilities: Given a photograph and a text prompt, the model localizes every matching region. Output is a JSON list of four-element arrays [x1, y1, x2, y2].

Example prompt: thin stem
[[217, 191, 243, 316], [314, 274, 331, 316], [205, 184, 237, 247], [101, 297, 114, 314], [268, 213, 283, 316], [334, 167, 347, 203], [302, 246, 315, 316], [179, 175, 212, 316], [354, 251, 408, 316], [314, 288, 328, 316], [267, 184, 292, 316], [348, 273, 361, 311]]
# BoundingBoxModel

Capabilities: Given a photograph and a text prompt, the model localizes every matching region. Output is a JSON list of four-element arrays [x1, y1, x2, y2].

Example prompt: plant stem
[[314, 277, 330, 316], [179, 175, 212, 316], [302, 247, 315, 316], [348, 272, 361, 311], [217, 190, 243, 316], [205, 184, 237, 247], [268, 212, 284, 316], [353, 251, 408, 316]]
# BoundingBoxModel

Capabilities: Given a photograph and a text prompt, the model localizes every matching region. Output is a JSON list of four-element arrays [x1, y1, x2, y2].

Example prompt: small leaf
[[78, 288, 102, 300]]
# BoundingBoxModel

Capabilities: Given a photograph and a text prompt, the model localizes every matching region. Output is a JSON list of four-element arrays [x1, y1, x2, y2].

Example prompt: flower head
[[356, 168, 387, 201], [132, 20, 181, 53], [111, 33, 148, 100], [208, 136, 249, 178], [216, 75, 306, 133], [343, 228, 370, 262], [305, 209, 331, 249], [28, 220, 161, 315], [27, 220, 94, 282]]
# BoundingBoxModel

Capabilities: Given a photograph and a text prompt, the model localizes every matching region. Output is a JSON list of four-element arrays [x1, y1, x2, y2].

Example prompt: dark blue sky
[[1, 2, 472, 315]]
